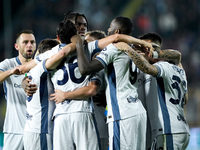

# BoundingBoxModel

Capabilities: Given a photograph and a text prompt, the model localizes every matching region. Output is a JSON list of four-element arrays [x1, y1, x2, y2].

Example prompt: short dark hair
[[86, 30, 106, 40], [138, 32, 162, 45], [114, 16, 134, 35], [62, 11, 88, 29], [16, 29, 34, 42], [38, 38, 60, 54], [56, 20, 77, 44]]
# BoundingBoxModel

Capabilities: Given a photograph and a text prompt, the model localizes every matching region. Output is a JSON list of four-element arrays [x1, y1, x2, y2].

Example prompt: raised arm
[[45, 43, 76, 70], [97, 33, 153, 56], [114, 42, 159, 77], [71, 35, 104, 75], [154, 49, 181, 65], [49, 80, 100, 104]]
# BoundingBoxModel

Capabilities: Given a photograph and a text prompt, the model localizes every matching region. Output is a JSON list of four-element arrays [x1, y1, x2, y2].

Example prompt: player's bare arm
[[45, 43, 76, 70], [49, 80, 100, 104], [0, 67, 21, 84], [156, 49, 181, 65], [17, 60, 37, 74], [97, 33, 153, 56], [114, 42, 159, 77], [71, 34, 104, 75]]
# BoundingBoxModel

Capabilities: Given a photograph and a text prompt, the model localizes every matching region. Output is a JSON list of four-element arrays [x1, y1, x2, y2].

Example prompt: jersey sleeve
[[85, 40, 101, 61], [95, 43, 118, 67], [0, 59, 11, 72], [34, 45, 60, 64], [89, 72, 102, 86], [154, 61, 169, 78], [28, 59, 48, 85]]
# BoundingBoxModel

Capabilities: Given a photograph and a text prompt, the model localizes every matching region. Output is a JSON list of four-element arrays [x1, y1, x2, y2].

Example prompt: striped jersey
[[95, 43, 146, 123], [0, 57, 26, 134], [24, 59, 55, 134], [35, 41, 101, 117], [144, 61, 190, 136]]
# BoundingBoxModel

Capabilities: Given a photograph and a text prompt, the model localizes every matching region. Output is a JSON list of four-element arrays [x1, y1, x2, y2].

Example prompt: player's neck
[[18, 55, 32, 65]]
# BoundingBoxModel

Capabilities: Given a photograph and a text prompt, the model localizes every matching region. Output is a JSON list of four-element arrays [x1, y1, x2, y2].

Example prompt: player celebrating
[[114, 33, 190, 150], [0, 29, 36, 150], [73, 16, 153, 150]]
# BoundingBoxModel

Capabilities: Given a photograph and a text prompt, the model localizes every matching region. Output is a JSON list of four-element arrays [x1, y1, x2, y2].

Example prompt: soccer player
[[73, 16, 153, 150], [114, 32, 190, 150], [50, 30, 109, 150], [85, 30, 109, 150], [22, 38, 60, 150], [0, 29, 36, 150], [35, 20, 101, 150]]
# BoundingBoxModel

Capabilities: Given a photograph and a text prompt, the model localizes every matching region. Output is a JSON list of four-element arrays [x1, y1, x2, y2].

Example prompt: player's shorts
[[108, 112, 147, 150], [23, 131, 53, 150], [53, 112, 101, 150], [3, 133, 24, 150], [151, 133, 190, 150]]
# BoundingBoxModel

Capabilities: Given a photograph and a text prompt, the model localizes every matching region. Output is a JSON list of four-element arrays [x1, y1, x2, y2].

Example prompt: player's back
[[145, 61, 190, 137], [51, 42, 101, 116]]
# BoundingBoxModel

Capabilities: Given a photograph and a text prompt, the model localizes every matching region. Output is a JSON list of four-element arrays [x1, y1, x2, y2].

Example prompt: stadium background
[[0, 0, 199, 149]]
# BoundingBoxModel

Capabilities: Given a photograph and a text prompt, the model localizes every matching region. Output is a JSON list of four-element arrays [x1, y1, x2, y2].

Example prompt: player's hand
[[49, 89, 66, 104], [16, 65, 27, 74], [10, 67, 22, 75], [113, 42, 132, 52], [71, 34, 83, 44], [22, 77, 37, 96], [141, 41, 153, 57]]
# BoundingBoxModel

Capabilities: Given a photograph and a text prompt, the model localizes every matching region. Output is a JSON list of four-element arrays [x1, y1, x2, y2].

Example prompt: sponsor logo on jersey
[[144, 77, 152, 84], [14, 83, 21, 88], [177, 114, 186, 123], [126, 95, 139, 103], [26, 112, 33, 120]]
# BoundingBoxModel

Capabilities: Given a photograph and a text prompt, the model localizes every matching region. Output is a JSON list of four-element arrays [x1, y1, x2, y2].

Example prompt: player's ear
[[115, 28, 121, 34], [14, 43, 19, 50], [56, 35, 60, 42]]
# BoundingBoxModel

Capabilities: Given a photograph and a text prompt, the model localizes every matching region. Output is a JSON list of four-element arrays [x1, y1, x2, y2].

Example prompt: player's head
[[33, 38, 60, 58], [56, 20, 77, 44], [15, 29, 36, 59], [139, 32, 162, 64], [62, 11, 88, 36], [138, 32, 162, 51], [85, 30, 106, 43], [107, 16, 134, 36]]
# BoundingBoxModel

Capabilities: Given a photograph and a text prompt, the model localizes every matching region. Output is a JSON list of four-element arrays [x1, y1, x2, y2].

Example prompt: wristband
[[152, 51, 158, 59]]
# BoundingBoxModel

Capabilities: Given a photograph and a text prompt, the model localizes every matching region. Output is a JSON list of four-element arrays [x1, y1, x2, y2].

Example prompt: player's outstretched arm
[[97, 34, 153, 56], [45, 43, 76, 70], [114, 42, 159, 77], [71, 35, 104, 75], [155, 49, 181, 65], [49, 80, 100, 104], [0, 67, 21, 84], [16, 60, 37, 74]]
